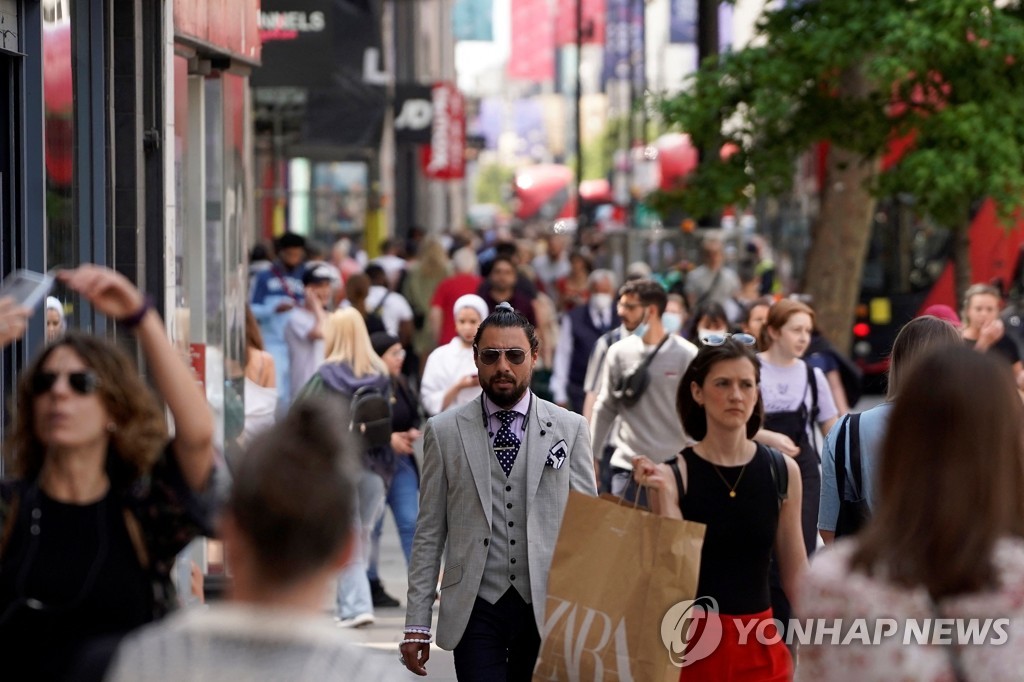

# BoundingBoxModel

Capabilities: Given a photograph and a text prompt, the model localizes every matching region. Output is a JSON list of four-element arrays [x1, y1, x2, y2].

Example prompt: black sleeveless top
[[678, 445, 780, 615]]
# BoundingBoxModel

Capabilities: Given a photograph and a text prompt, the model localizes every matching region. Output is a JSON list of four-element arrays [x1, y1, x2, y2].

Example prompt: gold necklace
[[710, 461, 747, 498]]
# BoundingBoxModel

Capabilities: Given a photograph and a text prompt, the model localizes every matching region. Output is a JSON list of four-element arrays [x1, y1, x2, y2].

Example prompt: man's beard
[[482, 372, 530, 408]]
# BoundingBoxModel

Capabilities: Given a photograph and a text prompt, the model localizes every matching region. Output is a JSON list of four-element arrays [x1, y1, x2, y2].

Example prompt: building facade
[[0, 0, 258, 462]]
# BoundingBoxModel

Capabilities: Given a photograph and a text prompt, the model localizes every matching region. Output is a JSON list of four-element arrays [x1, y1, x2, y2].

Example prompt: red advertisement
[[420, 83, 466, 181], [508, 0, 554, 81], [189, 343, 206, 390], [555, 0, 607, 47]]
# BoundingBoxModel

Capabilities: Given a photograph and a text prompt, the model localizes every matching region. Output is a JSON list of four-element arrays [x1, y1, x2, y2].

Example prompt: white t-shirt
[[758, 356, 838, 446], [285, 308, 325, 402], [365, 286, 414, 337]]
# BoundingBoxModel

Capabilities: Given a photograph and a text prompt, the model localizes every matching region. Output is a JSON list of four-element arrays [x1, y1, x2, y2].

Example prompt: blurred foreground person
[[798, 346, 1024, 681], [107, 400, 390, 681], [0, 266, 215, 681]]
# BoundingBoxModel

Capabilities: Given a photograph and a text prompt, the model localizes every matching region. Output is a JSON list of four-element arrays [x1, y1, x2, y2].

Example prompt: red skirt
[[678, 608, 793, 682]]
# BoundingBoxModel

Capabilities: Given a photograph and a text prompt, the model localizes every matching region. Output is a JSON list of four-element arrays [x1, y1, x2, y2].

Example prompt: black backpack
[[297, 374, 393, 450], [350, 384, 393, 449]]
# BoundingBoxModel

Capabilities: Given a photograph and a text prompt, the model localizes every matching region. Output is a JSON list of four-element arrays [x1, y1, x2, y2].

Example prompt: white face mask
[[663, 312, 683, 335], [590, 293, 613, 311]]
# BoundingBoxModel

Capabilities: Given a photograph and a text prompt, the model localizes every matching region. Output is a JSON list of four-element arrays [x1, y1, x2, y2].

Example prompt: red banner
[[555, 0, 606, 47], [508, 0, 554, 81], [421, 83, 466, 181]]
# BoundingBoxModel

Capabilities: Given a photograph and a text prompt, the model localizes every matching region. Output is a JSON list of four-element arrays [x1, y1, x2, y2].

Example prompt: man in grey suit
[[400, 303, 597, 680]]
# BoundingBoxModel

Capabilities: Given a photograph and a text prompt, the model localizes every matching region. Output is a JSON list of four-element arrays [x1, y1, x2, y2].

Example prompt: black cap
[[276, 232, 306, 251], [302, 264, 334, 286], [370, 331, 400, 358]]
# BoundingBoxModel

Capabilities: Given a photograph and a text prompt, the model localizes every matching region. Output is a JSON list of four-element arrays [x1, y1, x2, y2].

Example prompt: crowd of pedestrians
[[4, 225, 1024, 681]]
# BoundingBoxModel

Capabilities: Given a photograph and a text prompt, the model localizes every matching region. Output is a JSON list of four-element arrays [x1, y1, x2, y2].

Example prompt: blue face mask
[[634, 313, 649, 338], [663, 312, 682, 335]]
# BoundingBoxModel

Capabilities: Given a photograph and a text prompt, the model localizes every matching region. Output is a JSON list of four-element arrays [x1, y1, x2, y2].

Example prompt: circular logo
[[660, 596, 724, 668]]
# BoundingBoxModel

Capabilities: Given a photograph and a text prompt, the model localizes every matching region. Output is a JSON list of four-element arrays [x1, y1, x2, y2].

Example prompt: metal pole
[[575, 0, 584, 227]]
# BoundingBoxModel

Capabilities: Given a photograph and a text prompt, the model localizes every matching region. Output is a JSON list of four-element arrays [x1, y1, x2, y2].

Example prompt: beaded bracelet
[[400, 638, 432, 645], [119, 294, 154, 329]]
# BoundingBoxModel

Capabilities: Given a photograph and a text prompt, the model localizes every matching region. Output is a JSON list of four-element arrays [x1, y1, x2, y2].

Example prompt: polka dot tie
[[494, 410, 521, 477]]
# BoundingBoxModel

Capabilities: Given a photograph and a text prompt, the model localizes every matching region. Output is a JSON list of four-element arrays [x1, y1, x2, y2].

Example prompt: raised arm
[[59, 266, 214, 490]]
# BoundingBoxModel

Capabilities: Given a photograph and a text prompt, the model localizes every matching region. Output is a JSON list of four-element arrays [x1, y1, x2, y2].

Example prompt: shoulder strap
[[805, 362, 819, 422], [847, 413, 863, 498], [372, 291, 390, 317], [272, 265, 301, 303], [668, 456, 686, 503], [834, 414, 851, 500], [766, 445, 789, 508], [637, 334, 671, 373]]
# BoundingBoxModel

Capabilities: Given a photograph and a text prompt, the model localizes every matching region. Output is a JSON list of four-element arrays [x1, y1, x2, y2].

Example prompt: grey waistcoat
[[477, 429, 532, 605]]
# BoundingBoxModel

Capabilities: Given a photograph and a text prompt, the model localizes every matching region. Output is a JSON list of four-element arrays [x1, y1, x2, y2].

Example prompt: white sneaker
[[335, 613, 375, 628]]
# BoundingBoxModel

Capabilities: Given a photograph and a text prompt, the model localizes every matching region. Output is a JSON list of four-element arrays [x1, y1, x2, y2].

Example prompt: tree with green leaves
[[656, 0, 1024, 350]]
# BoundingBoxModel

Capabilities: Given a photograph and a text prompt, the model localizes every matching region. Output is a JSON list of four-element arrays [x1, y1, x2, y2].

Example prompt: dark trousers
[[453, 589, 541, 682]]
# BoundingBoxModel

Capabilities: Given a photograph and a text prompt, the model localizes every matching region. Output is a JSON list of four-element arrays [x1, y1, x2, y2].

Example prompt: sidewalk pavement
[[338, 512, 457, 680]]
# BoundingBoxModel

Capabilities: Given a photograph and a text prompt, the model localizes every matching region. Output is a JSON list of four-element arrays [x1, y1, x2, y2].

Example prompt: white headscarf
[[453, 294, 490, 323], [45, 296, 66, 332]]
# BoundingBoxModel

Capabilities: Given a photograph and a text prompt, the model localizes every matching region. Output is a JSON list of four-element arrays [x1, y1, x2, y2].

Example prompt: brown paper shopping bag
[[533, 490, 706, 682]]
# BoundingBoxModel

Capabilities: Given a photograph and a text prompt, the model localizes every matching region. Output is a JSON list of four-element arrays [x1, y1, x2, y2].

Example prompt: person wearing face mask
[[590, 279, 699, 502], [683, 300, 732, 344], [550, 270, 620, 413], [663, 294, 688, 337]]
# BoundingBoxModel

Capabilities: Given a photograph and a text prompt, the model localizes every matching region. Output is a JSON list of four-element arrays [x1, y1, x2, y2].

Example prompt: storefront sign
[[253, 0, 388, 147], [394, 84, 434, 144], [420, 83, 465, 180]]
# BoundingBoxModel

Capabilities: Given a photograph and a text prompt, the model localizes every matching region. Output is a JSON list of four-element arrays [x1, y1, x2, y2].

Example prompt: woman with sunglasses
[[633, 336, 806, 680], [0, 265, 215, 681]]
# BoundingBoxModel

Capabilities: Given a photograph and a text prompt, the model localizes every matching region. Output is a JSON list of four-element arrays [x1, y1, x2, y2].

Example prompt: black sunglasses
[[476, 347, 529, 365], [31, 371, 100, 396], [700, 333, 757, 347]]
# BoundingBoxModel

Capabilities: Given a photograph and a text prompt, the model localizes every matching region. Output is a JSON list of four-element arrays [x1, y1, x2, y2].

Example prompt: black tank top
[[679, 445, 779, 614]]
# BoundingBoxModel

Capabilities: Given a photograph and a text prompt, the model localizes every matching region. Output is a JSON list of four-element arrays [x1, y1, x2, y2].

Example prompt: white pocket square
[[546, 440, 568, 469]]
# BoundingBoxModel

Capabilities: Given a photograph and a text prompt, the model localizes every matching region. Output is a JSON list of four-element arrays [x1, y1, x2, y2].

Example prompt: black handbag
[[612, 335, 670, 407], [834, 413, 871, 537]]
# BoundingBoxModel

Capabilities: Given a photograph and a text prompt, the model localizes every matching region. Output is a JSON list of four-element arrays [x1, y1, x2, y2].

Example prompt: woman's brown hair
[[759, 298, 814, 351], [345, 273, 371, 316], [850, 345, 1024, 599], [6, 333, 169, 483]]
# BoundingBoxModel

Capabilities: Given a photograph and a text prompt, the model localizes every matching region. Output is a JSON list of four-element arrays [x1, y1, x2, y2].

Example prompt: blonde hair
[[322, 308, 387, 377], [416, 237, 450, 280]]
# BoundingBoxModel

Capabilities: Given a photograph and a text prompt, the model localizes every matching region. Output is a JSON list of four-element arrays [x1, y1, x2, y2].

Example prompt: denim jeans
[[336, 469, 386, 618], [367, 454, 419, 581]]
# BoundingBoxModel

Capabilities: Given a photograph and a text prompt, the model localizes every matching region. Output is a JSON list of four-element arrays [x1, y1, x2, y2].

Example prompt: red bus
[[850, 197, 1024, 386]]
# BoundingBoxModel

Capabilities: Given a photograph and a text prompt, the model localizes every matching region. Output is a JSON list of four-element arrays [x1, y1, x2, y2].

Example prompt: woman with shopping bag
[[634, 335, 807, 680]]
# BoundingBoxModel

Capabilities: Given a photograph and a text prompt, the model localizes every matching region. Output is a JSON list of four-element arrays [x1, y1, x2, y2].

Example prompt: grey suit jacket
[[404, 393, 597, 650]]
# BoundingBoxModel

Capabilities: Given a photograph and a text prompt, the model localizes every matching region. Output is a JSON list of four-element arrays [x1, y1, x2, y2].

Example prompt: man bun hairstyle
[[473, 301, 540, 354]]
